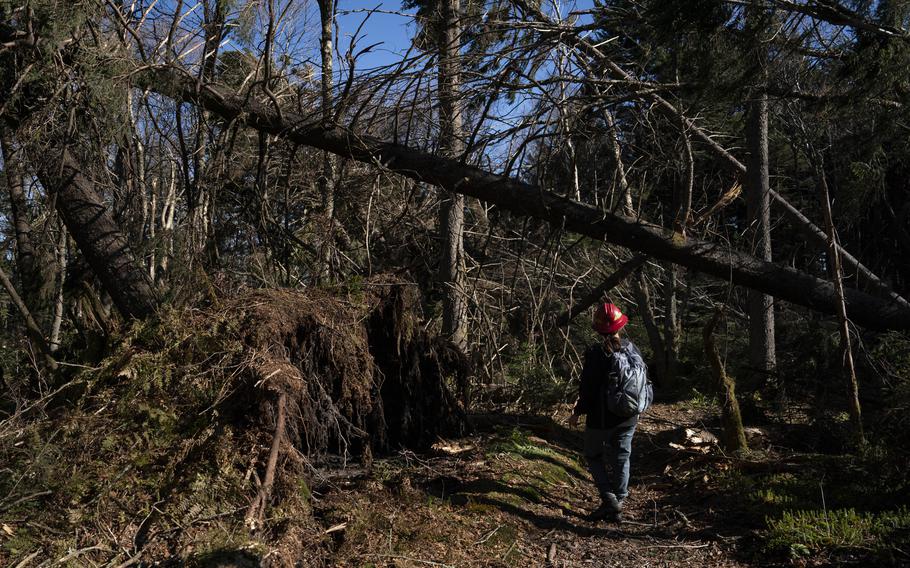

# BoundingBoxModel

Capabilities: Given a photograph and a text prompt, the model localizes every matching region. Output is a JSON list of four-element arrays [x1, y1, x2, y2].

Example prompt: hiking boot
[[586, 492, 622, 522], [601, 491, 622, 513], [586, 505, 622, 523]]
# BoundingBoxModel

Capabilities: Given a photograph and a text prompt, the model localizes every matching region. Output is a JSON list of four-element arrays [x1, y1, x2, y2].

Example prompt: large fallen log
[[36, 145, 159, 319], [516, 2, 910, 310], [136, 66, 910, 331]]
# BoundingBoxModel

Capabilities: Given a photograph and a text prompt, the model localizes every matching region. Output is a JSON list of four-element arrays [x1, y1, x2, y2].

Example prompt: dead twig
[[39, 544, 109, 566], [245, 391, 287, 529], [0, 490, 53, 513], [474, 524, 502, 545], [361, 554, 453, 567], [13, 550, 42, 568]]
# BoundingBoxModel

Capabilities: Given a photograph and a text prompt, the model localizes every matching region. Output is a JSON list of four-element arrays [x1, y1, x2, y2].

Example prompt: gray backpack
[[606, 343, 653, 417]]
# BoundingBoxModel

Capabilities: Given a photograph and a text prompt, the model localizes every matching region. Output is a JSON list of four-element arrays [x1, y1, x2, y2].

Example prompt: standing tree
[[405, 0, 469, 351], [744, 5, 777, 381], [317, 0, 338, 282]]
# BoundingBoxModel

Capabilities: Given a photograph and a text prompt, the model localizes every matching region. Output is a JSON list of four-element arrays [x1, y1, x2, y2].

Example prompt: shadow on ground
[[422, 411, 773, 564]]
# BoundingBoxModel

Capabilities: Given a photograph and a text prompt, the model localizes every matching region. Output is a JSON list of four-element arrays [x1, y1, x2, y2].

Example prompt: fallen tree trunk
[[36, 145, 159, 319], [136, 66, 910, 331], [516, 2, 910, 310]]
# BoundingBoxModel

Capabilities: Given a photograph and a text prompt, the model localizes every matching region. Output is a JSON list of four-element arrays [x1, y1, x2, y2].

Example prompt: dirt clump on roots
[[0, 277, 467, 566], [238, 282, 467, 459]]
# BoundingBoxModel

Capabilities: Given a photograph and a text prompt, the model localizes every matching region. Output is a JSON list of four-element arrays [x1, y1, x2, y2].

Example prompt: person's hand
[[568, 413, 580, 428]]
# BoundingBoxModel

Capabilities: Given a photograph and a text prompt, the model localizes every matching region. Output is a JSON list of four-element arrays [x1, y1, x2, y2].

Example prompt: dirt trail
[[308, 402, 764, 567]]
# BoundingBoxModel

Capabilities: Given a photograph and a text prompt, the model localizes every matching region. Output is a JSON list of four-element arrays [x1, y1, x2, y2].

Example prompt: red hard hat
[[593, 302, 628, 335]]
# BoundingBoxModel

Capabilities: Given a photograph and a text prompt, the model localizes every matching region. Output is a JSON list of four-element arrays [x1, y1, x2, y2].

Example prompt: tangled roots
[[228, 279, 467, 462]]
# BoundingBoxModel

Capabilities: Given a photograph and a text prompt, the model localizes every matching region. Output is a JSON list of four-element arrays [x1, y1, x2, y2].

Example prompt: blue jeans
[[583, 417, 638, 501]]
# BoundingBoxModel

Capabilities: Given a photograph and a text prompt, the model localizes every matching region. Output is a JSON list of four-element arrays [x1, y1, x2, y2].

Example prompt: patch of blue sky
[[334, 0, 597, 69], [134, 0, 601, 175]]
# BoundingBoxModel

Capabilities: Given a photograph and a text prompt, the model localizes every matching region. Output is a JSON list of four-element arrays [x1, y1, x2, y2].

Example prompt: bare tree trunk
[[0, 264, 56, 371], [662, 265, 680, 387], [437, 0, 468, 351], [603, 107, 633, 216], [661, 125, 693, 389], [0, 128, 53, 318], [317, 0, 338, 283], [745, 93, 777, 376], [704, 307, 748, 453], [37, 146, 158, 320], [633, 270, 668, 385], [186, 0, 226, 262], [149, 177, 158, 281], [815, 165, 865, 446], [744, 13, 777, 379], [50, 224, 67, 353], [159, 156, 178, 277]]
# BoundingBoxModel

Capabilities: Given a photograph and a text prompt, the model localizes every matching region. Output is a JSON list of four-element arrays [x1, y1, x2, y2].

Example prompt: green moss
[[484, 524, 518, 548], [766, 507, 910, 558], [1, 527, 36, 558], [298, 478, 312, 502], [489, 428, 585, 480]]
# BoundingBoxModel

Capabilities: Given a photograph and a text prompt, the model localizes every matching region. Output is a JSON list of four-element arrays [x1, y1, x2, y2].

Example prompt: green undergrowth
[[718, 452, 910, 563], [502, 342, 568, 412], [479, 427, 586, 508], [0, 307, 280, 565], [766, 507, 910, 560], [318, 424, 581, 565]]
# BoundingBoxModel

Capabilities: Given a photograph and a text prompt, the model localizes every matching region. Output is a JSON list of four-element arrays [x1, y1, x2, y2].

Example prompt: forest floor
[[299, 400, 839, 568], [2, 395, 908, 567]]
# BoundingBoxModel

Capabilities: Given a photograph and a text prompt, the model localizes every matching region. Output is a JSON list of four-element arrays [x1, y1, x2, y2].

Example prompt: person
[[568, 302, 645, 522]]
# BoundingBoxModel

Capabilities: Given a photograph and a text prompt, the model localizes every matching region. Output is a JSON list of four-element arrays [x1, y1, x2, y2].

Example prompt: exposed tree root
[[195, 278, 469, 526], [245, 392, 287, 530], [44, 277, 471, 551]]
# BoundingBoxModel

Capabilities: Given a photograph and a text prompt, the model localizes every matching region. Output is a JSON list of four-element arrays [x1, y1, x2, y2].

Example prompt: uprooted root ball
[[0, 278, 467, 565]]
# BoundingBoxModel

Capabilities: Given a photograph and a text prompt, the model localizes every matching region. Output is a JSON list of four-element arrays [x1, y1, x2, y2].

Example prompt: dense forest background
[[1, 0, 909, 565]]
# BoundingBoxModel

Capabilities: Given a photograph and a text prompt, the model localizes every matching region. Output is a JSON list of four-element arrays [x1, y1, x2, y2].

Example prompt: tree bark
[[704, 308, 748, 453], [50, 226, 66, 353], [662, 264, 680, 387], [0, 127, 53, 318], [0, 264, 57, 371], [36, 146, 158, 320], [633, 270, 669, 386], [745, 88, 777, 376], [317, 0, 338, 282], [136, 66, 910, 331], [436, 0, 468, 351]]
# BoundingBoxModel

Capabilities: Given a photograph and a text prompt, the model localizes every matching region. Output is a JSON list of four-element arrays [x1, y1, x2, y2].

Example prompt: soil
[[296, 402, 770, 568], [4, 286, 905, 566]]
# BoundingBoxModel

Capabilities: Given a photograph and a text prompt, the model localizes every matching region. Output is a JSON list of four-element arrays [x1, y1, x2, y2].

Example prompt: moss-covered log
[[703, 308, 748, 453]]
